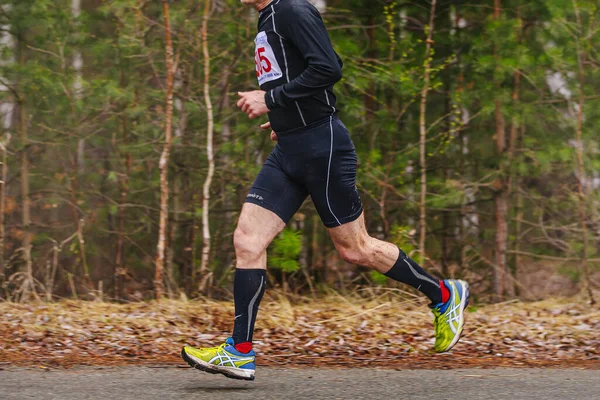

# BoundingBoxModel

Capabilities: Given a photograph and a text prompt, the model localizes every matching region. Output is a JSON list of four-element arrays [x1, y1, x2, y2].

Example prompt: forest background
[[0, 0, 598, 305]]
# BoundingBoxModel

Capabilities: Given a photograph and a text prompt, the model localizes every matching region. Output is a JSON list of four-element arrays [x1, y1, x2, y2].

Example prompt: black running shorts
[[245, 115, 363, 228]]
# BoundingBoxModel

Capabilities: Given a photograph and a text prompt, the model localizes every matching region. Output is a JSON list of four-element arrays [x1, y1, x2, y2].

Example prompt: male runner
[[181, 0, 470, 381]]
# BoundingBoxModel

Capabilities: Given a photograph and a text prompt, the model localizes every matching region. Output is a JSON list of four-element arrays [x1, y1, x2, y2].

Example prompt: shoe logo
[[445, 283, 462, 334], [210, 350, 254, 368], [234, 314, 243, 320]]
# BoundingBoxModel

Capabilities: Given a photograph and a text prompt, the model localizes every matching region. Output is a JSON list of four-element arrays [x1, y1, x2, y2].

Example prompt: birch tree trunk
[[199, 0, 215, 293], [0, 3, 14, 279], [155, 0, 175, 300], [418, 0, 437, 266], [166, 67, 188, 297], [71, 0, 90, 281]]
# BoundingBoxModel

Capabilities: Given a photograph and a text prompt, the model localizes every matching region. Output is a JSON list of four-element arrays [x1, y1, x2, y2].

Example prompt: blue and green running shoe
[[432, 279, 470, 352], [181, 338, 256, 381]]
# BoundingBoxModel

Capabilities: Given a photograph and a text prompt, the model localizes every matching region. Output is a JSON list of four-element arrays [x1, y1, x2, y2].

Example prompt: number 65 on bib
[[254, 31, 283, 86]]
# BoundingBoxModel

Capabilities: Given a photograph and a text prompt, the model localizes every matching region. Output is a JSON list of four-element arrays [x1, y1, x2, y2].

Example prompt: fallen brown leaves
[[0, 294, 598, 369]]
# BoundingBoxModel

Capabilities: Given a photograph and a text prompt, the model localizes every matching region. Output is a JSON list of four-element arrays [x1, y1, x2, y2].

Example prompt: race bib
[[255, 31, 283, 86]]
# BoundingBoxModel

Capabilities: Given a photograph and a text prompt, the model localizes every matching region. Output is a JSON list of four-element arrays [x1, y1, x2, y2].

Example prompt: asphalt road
[[1, 367, 599, 400]]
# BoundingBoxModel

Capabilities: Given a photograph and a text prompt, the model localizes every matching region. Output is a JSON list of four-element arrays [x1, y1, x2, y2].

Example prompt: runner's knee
[[335, 232, 386, 267], [338, 248, 364, 265], [234, 224, 263, 262], [336, 238, 369, 266]]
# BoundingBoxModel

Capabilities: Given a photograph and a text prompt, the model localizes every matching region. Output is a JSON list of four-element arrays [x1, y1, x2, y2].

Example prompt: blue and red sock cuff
[[440, 280, 450, 304], [234, 342, 253, 354]]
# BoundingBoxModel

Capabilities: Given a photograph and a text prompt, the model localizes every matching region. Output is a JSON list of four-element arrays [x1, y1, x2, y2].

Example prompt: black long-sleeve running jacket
[[256, 0, 342, 133]]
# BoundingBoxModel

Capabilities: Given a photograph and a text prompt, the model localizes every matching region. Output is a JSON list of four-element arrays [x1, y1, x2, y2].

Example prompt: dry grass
[[0, 292, 599, 369]]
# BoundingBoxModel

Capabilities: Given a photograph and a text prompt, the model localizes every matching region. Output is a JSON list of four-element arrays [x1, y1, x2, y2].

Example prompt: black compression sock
[[232, 269, 266, 348], [384, 249, 442, 305]]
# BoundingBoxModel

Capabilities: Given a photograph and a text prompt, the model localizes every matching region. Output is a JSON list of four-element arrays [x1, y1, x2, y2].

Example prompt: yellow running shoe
[[432, 279, 470, 352], [181, 338, 256, 381]]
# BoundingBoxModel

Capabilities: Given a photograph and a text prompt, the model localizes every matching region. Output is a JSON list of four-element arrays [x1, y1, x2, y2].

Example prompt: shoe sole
[[181, 348, 255, 381], [443, 280, 470, 352]]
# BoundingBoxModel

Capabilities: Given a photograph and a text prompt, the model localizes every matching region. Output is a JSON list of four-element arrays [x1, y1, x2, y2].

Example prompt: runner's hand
[[237, 91, 269, 119], [261, 121, 278, 142]]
